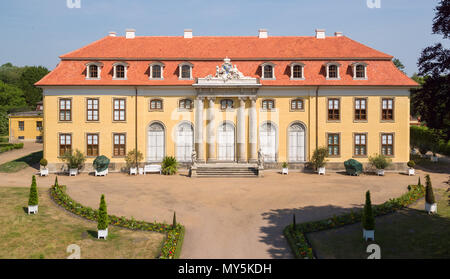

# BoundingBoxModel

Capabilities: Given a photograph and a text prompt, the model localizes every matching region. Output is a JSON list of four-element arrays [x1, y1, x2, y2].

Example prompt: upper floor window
[[381, 98, 394, 120], [87, 98, 99, 121], [325, 62, 341, 79], [179, 62, 193, 79], [220, 99, 233, 110], [59, 98, 71, 121], [261, 62, 276, 79], [150, 99, 163, 111], [327, 98, 340, 121], [85, 62, 103, 79], [290, 63, 305, 79], [352, 62, 368, 79], [355, 98, 367, 121], [113, 98, 126, 121], [113, 62, 128, 79], [179, 99, 193, 110], [291, 98, 304, 111], [262, 99, 275, 110], [149, 62, 164, 79]]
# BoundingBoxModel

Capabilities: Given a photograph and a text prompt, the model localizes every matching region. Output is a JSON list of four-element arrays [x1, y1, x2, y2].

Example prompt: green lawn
[[307, 189, 450, 259], [0, 187, 165, 259], [0, 151, 42, 173]]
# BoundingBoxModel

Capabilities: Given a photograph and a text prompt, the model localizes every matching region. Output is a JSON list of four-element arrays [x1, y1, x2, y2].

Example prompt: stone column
[[237, 97, 247, 163], [207, 97, 216, 162], [194, 97, 204, 163], [249, 97, 258, 163]]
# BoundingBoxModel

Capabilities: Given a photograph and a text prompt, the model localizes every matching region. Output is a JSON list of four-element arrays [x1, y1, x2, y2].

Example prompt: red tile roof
[[36, 35, 418, 87]]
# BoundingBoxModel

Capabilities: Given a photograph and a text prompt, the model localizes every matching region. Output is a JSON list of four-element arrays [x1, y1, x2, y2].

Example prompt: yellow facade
[[9, 115, 44, 142], [42, 89, 410, 171]]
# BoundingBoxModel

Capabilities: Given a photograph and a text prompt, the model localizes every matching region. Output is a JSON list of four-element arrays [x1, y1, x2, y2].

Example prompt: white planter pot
[[376, 169, 385, 176], [95, 169, 108, 176], [318, 167, 325, 175], [408, 168, 415, 176], [431, 156, 438, 162], [69, 168, 78, 176], [28, 205, 38, 214], [129, 167, 137, 175], [282, 168, 288, 175], [40, 168, 49, 177], [425, 202, 437, 214], [97, 228, 108, 239], [138, 168, 144, 175], [363, 229, 374, 241]]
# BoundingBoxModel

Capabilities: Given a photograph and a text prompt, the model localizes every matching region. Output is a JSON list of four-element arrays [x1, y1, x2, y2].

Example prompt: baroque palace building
[[36, 29, 417, 172]]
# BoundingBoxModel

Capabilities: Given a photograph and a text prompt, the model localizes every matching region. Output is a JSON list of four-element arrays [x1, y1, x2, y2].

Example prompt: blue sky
[[0, 0, 446, 76]]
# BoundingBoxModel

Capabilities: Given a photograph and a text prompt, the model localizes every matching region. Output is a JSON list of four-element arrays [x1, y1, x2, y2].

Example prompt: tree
[[28, 175, 38, 206], [425, 175, 436, 204], [18, 66, 49, 107], [0, 63, 25, 86], [0, 81, 27, 112], [0, 110, 8, 135], [362, 191, 375, 230], [97, 195, 109, 230], [393, 58, 406, 74]]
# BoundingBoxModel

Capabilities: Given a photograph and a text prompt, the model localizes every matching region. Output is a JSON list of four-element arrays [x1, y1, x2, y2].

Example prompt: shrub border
[[50, 183, 184, 259], [284, 184, 426, 259]]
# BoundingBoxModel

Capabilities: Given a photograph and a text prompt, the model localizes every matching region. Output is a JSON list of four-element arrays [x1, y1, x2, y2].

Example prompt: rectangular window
[[59, 134, 72, 156], [18, 121, 24, 131], [354, 133, 367, 156], [113, 133, 126, 156], [36, 121, 42, 131], [328, 98, 340, 120], [381, 133, 394, 156], [291, 99, 304, 110], [382, 98, 394, 120], [150, 99, 163, 111], [327, 133, 340, 156], [59, 99, 71, 121], [113, 99, 126, 121], [86, 134, 99, 157], [87, 99, 99, 121], [262, 100, 275, 110], [355, 98, 367, 121]]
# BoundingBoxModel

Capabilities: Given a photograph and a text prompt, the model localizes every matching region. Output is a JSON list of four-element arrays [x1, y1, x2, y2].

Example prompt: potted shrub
[[125, 149, 143, 175], [362, 190, 375, 241], [424, 175, 437, 214], [407, 160, 416, 176], [344, 159, 363, 176], [368, 154, 392, 176], [39, 158, 48, 176], [62, 149, 86, 176], [162, 156, 178, 175], [311, 147, 328, 175], [97, 194, 109, 239], [28, 175, 38, 214], [282, 162, 288, 175], [93, 155, 110, 176]]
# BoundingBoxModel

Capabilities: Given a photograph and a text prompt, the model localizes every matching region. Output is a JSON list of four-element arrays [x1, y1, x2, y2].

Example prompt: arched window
[[179, 99, 193, 110], [290, 63, 305, 79], [325, 62, 341, 79], [352, 62, 368, 79], [217, 122, 235, 161], [115, 65, 125, 78], [288, 123, 306, 162], [152, 65, 161, 78], [261, 62, 276, 79], [149, 99, 163, 111], [179, 62, 193, 79], [149, 62, 164, 79], [220, 99, 233, 110], [147, 122, 165, 162], [113, 62, 128, 79], [262, 99, 275, 110], [85, 62, 103, 79], [259, 122, 277, 162], [89, 65, 98, 78], [176, 122, 194, 162]]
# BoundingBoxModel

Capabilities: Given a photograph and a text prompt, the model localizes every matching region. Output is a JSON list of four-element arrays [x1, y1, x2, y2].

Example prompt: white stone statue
[[191, 150, 197, 167], [258, 148, 264, 167]]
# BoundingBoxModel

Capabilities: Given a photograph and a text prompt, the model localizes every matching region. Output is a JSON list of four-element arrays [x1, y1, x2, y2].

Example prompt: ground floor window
[[176, 122, 193, 162], [260, 122, 277, 162], [148, 123, 164, 161], [87, 134, 99, 157], [327, 133, 340, 156], [288, 123, 305, 162], [19, 121, 24, 131], [217, 122, 235, 161], [381, 133, 394, 156], [113, 133, 126, 156], [59, 134, 72, 156], [354, 133, 367, 156]]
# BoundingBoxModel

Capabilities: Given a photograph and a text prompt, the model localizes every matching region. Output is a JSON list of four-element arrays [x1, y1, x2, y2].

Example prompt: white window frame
[[112, 62, 129, 80], [261, 62, 276, 80], [149, 62, 165, 80], [179, 62, 194, 80], [85, 62, 103, 80], [325, 62, 341, 80], [289, 62, 305, 80], [352, 62, 368, 80]]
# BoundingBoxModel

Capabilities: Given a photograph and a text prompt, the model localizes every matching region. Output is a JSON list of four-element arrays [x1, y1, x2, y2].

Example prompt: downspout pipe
[[315, 86, 319, 151], [135, 87, 138, 167]]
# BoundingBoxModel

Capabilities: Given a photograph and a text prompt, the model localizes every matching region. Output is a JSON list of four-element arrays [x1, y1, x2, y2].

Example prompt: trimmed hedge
[[284, 184, 426, 259], [50, 183, 185, 259], [0, 143, 23, 153]]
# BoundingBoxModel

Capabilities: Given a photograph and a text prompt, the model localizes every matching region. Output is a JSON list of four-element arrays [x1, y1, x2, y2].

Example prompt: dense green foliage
[[172, 212, 177, 228], [93, 155, 110, 172], [362, 191, 375, 230], [344, 159, 363, 176], [425, 174, 436, 204], [311, 147, 328, 169], [393, 58, 406, 74], [410, 125, 449, 156], [0, 143, 23, 153], [61, 149, 86, 169], [18, 66, 49, 107], [39, 158, 48, 167], [407, 160, 416, 168], [28, 175, 38, 206], [125, 149, 143, 168], [368, 154, 392, 169], [97, 195, 108, 230], [0, 150, 42, 173], [162, 156, 178, 175]]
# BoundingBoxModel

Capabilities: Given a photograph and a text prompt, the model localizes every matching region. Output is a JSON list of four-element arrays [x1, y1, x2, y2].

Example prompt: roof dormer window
[[325, 62, 341, 80], [261, 62, 276, 79], [352, 62, 368, 80], [179, 62, 193, 80], [149, 62, 165, 79], [113, 62, 128, 80], [85, 62, 103, 80], [289, 62, 305, 80]]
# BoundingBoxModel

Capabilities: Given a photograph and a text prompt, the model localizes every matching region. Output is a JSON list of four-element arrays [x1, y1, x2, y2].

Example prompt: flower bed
[[50, 183, 184, 259], [284, 184, 425, 259]]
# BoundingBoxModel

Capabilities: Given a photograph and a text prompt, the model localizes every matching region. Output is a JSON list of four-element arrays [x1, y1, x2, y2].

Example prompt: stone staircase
[[191, 163, 260, 177]]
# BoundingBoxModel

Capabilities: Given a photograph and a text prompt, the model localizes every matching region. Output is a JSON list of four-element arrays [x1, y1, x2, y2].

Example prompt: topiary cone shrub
[[425, 175, 435, 204], [28, 175, 38, 206], [172, 212, 177, 228], [362, 191, 374, 231], [54, 176, 59, 187], [97, 194, 109, 231]]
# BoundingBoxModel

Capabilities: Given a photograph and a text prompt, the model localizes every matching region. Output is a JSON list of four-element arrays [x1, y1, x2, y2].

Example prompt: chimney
[[125, 29, 136, 39], [184, 29, 193, 39], [335, 31, 343, 37], [315, 29, 326, 39], [108, 31, 117, 37], [258, 29, 268, 39]]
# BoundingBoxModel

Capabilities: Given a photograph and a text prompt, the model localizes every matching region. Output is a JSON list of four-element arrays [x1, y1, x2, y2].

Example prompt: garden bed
[[0, 150, 42, 173], [0, 142, 23, 153]]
